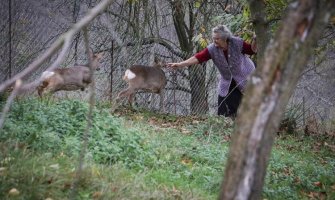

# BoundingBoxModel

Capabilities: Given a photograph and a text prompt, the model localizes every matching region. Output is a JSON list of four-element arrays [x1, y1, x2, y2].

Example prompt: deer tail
[[41, 71, 55, 80], [123, 69, 136, 81]]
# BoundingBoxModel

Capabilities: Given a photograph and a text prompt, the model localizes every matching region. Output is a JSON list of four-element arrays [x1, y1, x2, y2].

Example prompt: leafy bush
[[1, 98, 334, 200], [1, 98, 155, 168]]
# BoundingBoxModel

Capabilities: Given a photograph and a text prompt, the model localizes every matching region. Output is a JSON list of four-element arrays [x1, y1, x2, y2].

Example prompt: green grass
[[0, 98, 334, 199]]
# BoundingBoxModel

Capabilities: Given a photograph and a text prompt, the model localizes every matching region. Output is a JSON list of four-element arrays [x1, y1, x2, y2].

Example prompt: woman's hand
[[167, 56, 200, 70], [251, 34, 257, 53], [167, 62, 182, 70]]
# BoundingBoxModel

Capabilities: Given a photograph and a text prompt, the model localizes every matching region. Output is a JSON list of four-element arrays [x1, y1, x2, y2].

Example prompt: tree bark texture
[[219, 0, 335, 199], [171, 0, 208, 114], [248, 0, 269, 58]]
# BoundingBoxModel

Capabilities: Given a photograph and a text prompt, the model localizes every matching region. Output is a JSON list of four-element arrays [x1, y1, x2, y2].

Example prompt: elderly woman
[[168, 25, 257, 118]]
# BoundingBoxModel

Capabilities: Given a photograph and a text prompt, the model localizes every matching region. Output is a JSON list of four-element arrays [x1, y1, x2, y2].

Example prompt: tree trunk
[[248, 0, 269, 59], [171, 0, 208, 115], [8, 0, 12, 80], [219, 0, 335, 199]]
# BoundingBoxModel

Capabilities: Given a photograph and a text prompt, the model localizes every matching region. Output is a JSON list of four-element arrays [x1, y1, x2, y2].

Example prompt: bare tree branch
[[70, 27, 96, 199], [126, 37, 189, 59], [0, 0, 114, 93], [99, 37, 189, 60], [0, 79, 22, 129], [219, 0, 335, 199]]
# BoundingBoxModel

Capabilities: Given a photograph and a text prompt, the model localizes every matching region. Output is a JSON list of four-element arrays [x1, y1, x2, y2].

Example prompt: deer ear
[[95, 52, 104, 60], [88, 48, 94, 57], [153, 56, 165, 67], [154, 56, 159, 63], [153, 56, 161, 66]]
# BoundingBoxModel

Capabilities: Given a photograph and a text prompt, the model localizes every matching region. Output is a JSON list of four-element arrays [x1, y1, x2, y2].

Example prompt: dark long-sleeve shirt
[[195, 41, 255, 63]]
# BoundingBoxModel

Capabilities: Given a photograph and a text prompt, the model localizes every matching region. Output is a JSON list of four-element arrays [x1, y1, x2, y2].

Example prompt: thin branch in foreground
[[0, 0, 114, 132], [0, 0, 114, 94], [0, 80, 22, 129], [70, 27, 96, 199]]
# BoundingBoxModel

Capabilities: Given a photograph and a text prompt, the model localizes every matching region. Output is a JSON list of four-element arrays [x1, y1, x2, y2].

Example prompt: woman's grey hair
[[212, 25, 232, 40]]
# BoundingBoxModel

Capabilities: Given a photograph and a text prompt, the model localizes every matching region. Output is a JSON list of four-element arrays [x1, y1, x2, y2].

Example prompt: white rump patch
[[124, 69, 136, 80], [251, 76, 262, 85], [41, 71, 55, 79]]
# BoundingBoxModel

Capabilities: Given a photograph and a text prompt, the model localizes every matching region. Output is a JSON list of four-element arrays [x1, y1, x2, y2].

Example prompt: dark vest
[[207, 36, 255, 96]]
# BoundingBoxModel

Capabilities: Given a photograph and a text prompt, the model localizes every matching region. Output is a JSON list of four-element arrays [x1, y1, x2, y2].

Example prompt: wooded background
[[0, 0, 334, 122], [0, 0, 335, 199]]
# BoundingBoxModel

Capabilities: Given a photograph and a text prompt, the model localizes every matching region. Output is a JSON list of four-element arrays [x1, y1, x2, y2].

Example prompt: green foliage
[[279, 103, 303, 134], [1, 99, 152, 168], [195, 11, 249, 49], [192, 33, 209, 49], [265, 0, 288, 21], [194, 0, 202, 8], [0, 150, 75, 199], [208, 0, 289, 42], [265, 136, 335, 199], [262, 0, 288, 35], [211, 13, 246, 35], [209, 9, 254, 42], [1, 98, 334, 199], [0, 92, 9, 103]]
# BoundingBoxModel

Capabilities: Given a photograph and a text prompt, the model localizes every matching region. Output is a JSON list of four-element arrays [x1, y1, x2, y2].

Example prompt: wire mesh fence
[[0, 0, 334, 198], [0, 0, 220, 116], [0, 0, 334, 120]]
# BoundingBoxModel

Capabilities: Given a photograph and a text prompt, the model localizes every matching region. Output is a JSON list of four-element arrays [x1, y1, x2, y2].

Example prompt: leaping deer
[[37, 51, 104, 97], [116, 58, 167, 112]]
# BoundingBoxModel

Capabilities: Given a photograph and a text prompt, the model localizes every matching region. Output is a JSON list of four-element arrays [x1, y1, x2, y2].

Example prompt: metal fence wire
[[1, 0, 334, 121], [1, 1, 334, 198]]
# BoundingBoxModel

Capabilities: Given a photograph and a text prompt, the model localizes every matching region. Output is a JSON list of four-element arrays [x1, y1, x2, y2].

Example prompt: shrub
[[1, 98, 156, 168]]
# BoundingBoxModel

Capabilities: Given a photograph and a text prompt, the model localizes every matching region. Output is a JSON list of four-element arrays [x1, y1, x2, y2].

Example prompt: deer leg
[[44, 88, 56, 97], [37, 80, 50, 97], [148, 93, 153, 106], [72, 80, 87, 91], [128, 93, 136, 107], [37, 86, 44, 98], [116, 87, 136, 106], [117, 89, 130, 100], [43, 81, 59, 97]]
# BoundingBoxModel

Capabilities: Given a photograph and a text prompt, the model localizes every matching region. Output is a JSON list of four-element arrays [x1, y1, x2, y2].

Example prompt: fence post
[[303, 96, 305, 127], [8, 0, 12, 79], [110, 40, 114, 102]]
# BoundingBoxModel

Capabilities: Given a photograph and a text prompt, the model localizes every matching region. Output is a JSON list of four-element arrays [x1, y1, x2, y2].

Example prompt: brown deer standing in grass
[[37, 51, 104, 97], [116, 58, 167, 112]]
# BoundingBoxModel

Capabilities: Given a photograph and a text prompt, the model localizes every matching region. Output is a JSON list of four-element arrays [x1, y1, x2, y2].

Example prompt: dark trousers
[[217, 80, 242, 117]]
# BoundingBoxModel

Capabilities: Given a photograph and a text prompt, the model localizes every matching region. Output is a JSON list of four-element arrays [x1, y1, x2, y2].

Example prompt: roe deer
[[37, 51, 104, 97], [116, 59, 167, 111]]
